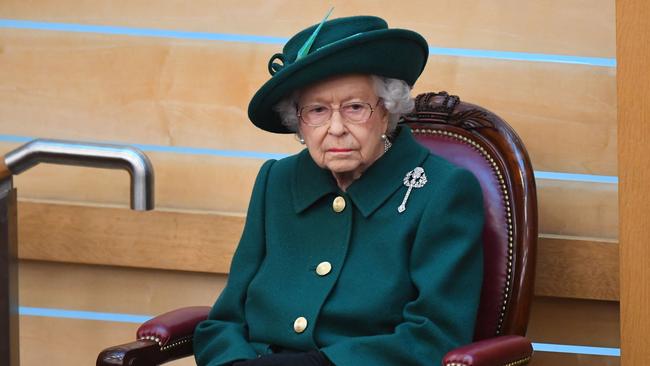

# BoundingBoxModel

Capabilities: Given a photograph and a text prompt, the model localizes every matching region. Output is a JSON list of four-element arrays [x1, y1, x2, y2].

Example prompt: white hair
[[273, 75, 414, 135]]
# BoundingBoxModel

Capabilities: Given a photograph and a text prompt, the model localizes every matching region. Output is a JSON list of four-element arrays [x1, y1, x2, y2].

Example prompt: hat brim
[[248, 28, 429, 134]]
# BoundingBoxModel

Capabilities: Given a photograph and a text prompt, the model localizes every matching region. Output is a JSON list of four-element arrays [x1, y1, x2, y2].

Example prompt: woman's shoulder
[[262, 149, 304, 176], [254, 149, 310, 191]]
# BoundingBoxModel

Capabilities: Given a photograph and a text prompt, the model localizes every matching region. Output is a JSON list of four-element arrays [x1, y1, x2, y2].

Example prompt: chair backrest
[[402, 92, 537, 340]]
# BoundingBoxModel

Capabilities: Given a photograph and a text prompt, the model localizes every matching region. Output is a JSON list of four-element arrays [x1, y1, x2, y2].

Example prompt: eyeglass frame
[[296, 99, 383, 127]]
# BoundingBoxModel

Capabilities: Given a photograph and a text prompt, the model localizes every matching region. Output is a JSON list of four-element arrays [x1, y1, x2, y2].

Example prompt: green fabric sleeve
[[320, 168, 484, 366], [193, 159, 276, 366]]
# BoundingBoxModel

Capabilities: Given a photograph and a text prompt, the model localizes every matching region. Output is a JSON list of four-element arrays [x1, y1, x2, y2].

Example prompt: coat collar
[[292, 127, 430, 217]]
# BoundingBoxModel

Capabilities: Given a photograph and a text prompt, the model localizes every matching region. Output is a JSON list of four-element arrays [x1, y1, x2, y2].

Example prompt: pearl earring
[[296, 134, 305, 145], [381, 134, 392, 152]]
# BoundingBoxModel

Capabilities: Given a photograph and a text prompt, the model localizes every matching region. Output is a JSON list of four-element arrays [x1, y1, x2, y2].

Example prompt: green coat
[[194, 127, 484, 366]]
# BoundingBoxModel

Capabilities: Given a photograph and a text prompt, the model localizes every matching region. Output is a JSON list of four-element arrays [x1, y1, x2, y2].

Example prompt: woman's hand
[[233, 350, 332, 366]]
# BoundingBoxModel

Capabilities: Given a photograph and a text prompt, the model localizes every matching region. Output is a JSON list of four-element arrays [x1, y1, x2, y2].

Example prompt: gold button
[[316, 261, 332, 276], [332, 196, 346, 213], [293, 317, 308, 333]]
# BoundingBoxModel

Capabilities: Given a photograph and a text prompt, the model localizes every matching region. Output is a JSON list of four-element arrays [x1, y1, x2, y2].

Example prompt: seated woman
[[194, 14, 484, 366]]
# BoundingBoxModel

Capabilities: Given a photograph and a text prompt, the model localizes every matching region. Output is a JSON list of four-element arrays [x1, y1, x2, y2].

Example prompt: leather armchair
[[98, 92, 537, 366]]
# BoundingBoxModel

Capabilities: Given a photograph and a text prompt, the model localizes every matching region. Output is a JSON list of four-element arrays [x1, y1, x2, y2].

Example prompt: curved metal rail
[[2, 139, 154, 210]]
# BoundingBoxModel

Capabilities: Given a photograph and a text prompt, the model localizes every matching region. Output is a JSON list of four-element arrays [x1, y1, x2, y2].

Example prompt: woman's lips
[[328, 148, 353, 152]]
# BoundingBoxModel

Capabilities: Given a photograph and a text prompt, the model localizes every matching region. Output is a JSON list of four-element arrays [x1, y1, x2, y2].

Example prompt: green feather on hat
[[248, 12, 429, 134]]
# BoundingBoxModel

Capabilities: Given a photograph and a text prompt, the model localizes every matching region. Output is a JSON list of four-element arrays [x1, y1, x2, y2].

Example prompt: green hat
[[247, 14, 429, 133]]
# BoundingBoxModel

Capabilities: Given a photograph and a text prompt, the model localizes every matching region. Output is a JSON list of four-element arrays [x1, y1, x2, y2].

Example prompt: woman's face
[[297, 74, 389, 185]]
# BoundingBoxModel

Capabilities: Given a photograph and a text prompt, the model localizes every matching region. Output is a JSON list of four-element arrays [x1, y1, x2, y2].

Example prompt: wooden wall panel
[[8, 149, 264, 213], [617, 0, 650, 364], [19, 317, 163, 366], [538, 180, 618, 239], [528, 296, 619, 347], [536, 237, 619, 301], [18, 202, 242, 274], [531, 353, 618, 366], [417, 57, 617, 176], [17, 201, 618, 300], [19, 260, 227, 314], [0, 0, 615, 57], [528, 296, 620, 366], [1, 141, 617, 239], [17, 261, 619, 366], [0, 30, 616, 175]]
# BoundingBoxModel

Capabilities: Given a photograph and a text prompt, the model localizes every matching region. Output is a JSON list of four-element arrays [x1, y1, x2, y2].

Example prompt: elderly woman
[[194, 15, 484, 366]]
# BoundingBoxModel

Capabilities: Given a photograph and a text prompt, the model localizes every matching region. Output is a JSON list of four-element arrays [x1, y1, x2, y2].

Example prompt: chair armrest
[[97, 306, 211, 366], [442, 335, 533, 366]]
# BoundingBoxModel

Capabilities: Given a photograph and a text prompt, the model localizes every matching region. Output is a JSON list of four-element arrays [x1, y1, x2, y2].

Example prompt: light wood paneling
[[19, 260, 221, 365], [538, 180, 618, 239], [528, 296, 619, 347], [18, 202, 242, 274], [528, 296, 619, 366], [0, 30, 616, 175], [17, 262, 619, 366], [19, 260, 226, 314], [1, 142, 618, 239], [17, 201, 618, 300], [617, 0, 650, 364], [19, 316, 149, 366], [0, 0, 615, 57], [8, 148, 265, 213], [535, 236, 618, 301], [20, 316, 195, 365], [531, 353, 619, 366], [416, 56, 617, 176]]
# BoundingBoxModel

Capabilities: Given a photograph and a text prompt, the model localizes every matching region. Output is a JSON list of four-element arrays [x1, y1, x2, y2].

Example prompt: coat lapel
[[347, 127, 429, 218], [292, 127, 429, 217]]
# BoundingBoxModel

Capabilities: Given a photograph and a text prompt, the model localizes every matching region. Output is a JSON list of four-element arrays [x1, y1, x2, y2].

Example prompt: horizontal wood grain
[[8, 148, 265, 213], [535, 236, 619, 301], [531, 353, 618, 366], [18, 201, 242, 274], [17, 261, 618, 366], [2, 142, 618, 239], [17, 201, 619, 300], [537, 179, 618, 240], [0, 0, 615, 57], [528, 296, 619, 347], [0, 29, 617, 175], [19, 260, 227, 314]]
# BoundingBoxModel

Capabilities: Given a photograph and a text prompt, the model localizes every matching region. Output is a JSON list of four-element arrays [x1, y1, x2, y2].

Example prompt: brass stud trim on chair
[[446, 355, 531, 366], [412, 127, 514, 335], [160, 335, 193, 351], [137, 334, 194, 351]]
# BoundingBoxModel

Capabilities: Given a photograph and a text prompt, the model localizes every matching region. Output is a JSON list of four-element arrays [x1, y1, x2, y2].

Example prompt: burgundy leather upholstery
[[442, 335, 533, 366], [97, 307, 211, 366], [137, 306, 211, 348], [404, 92, 537, 343], [414, 133, 509, 339]]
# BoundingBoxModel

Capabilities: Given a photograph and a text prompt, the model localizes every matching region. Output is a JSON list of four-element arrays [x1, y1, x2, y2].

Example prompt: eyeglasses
[[297, 100, 381, 127]]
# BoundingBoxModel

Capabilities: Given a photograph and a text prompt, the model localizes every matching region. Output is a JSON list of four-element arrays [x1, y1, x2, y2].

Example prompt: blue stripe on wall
[[0, 19, 288, 44], [429, 47, 616, 67], [534, 171, 618, 184], [532, 342, 621, 357], [0, 19, 616, 67], [19, 306, 152, 324], [17, 306, 620, 356], [0, 134, 617, 183]]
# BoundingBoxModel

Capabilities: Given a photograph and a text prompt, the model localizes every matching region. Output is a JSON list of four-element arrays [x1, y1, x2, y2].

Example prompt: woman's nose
[[328, 110, 347, 135]]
